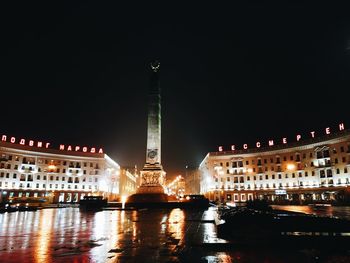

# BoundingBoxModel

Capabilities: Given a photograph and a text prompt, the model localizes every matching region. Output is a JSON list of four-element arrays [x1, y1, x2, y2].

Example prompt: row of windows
[[216, 168, 349, 182], [215, 178, 350, 189], [220, 147, 350, 168], [0, 181, 98, 190], [223, 158, 349, 174], [0, 164, 100, 175], [0, 173, 99, 182], [0, 154, 101, 168]]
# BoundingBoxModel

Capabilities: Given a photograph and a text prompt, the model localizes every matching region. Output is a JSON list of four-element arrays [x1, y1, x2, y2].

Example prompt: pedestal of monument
[[126, 166, 169, 205]]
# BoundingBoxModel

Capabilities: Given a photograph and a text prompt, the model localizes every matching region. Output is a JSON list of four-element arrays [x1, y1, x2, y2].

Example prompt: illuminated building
[[119, 167, 137, 198], [199, 126, 350, 204], [184, 166, 200, 195], [166, 175, 185, 197], [0, 138, 120, 203]]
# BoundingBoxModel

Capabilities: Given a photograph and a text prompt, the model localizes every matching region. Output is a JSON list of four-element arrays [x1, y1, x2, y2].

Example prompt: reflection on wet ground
[[0, 206, 350, 262]]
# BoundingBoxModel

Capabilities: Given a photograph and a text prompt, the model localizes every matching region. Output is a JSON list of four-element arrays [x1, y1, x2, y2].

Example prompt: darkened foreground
[[217, 201, 350, 250], [78, 195, 108, 211], [1, 206, 350, 262], [124, 194, 210, 209]]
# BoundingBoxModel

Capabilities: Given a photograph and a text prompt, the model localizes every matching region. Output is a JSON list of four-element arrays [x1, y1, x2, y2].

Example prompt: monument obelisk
[[127, 60, 168, 203]]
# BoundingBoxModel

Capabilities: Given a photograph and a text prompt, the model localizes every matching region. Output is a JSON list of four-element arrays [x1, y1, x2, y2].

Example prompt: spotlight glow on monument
[[127, 60, 168, 204]]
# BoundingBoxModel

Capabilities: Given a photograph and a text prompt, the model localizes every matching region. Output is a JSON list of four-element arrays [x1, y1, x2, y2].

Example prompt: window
[[13, 173, 17, 179], [278, 174, 281, 179], [335, 158, 338, 164], [283, 156, 287, 161], [299, 172, 302, 177], [270, 158, 273, 163], [336, 169, 340, 174], [345, 168, 348, 173], [340, 146, 345, 152], [272, 174, 275, 179], [265, 174, 268, 180], [246, 160, 249, 165], [320, 170, 325, 178], [305, 171, 308, 177], [264, 159, 267, 164]]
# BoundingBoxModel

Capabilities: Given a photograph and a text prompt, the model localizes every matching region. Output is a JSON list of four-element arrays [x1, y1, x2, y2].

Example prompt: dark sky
[[1, 2, 350, 179]]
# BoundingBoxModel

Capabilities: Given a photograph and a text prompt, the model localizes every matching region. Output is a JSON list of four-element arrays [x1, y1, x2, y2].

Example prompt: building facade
[[199, 130, 350, 204], [185, 166, 201, 195], [0, 141, 120, 203], [119, 167, 137, 199]]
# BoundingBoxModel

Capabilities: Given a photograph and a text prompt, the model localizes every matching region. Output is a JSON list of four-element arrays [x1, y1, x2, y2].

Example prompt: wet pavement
[[1, 206, 350, 262]]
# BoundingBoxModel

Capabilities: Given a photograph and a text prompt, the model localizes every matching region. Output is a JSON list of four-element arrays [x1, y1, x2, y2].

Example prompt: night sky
[[2, 2, 350, 179]]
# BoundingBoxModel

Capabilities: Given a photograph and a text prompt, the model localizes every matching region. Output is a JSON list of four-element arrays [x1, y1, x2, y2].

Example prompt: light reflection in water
[[168, 208, 185, 240], [34, 209, 54, 263], [4, 206, 348, 262]]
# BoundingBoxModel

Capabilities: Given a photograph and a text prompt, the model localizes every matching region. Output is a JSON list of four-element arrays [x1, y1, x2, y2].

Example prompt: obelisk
[[128, 60, 167, 203]]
